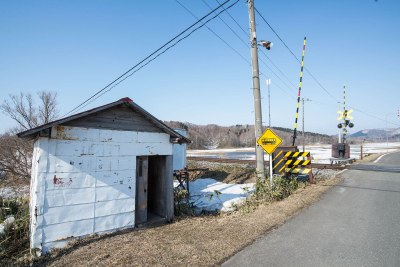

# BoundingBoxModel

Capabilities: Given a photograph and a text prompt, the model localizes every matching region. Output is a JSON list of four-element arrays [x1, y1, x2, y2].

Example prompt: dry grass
[[35, 176, 342, 267], [188, 161, 257, 184], [356, 152, 382, 163]]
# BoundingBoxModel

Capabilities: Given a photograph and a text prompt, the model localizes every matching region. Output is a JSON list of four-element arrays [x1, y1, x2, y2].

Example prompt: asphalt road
[[223, 152, 400, 267]]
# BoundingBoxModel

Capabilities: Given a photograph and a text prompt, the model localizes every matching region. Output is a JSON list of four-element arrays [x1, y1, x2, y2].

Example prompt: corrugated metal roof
[[17, 97, 191, 144]]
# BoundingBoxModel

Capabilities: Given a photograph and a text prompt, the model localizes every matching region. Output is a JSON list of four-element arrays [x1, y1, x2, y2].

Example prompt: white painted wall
[[30, 126, 173, 253], [173, 129, 188, 171]]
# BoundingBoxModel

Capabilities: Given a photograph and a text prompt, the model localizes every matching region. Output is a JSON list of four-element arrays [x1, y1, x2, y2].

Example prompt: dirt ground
[[35, 175, 342, 267], [187, 161, 257, 184], [356, 152, 382, 163]]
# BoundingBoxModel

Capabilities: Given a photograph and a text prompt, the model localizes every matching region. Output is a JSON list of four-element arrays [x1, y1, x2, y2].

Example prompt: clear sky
[[1, 0, 399, 135]]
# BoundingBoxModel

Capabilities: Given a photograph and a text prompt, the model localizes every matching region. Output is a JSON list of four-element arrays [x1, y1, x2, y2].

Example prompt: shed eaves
[[17, 97, 191, 144]]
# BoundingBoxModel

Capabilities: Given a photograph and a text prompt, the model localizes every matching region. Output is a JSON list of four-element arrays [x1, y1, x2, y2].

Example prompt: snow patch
[[189, 178, 254, 213]]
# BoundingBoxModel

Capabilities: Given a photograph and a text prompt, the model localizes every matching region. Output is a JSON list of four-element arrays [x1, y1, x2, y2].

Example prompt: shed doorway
[[135, 156, 169, 227]]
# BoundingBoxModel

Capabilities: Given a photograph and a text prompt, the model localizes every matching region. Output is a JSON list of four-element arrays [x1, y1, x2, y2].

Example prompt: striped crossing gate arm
[[285, 160, 311, 168], [284, 151, 310, 158], [292, 37, 307, 146], [285, 168, 311, 174]]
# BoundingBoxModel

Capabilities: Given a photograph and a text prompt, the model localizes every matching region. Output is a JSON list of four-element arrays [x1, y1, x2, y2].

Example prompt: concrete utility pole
[[248, 0, 265, 180]]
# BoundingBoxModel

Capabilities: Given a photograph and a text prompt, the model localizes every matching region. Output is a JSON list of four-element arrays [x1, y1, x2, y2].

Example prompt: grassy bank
[[0, 197, 30, 266]]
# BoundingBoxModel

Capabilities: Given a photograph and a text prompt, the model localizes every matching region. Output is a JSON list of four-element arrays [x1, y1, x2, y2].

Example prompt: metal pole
[[302, 98, 305, 152], [338, 102, 342, 143], [266, 79, 273, 186], [386, 113, 388, 153], [248, 0, 265, 180], [267, 79, 271, 127], [342, 84, 347, 143]]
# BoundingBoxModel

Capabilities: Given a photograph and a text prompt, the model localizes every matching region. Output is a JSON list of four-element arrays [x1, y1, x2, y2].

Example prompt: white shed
[[17, 97, 190, 254]]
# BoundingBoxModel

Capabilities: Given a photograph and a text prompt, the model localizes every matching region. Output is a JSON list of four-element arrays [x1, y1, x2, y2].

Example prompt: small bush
[[0, 197, 30, 266], [241, 175, 307, 212], [174, 188, 194, 216]]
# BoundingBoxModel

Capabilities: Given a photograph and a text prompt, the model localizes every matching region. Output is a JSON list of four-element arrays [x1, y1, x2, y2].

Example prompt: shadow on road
[[324, 184, 400, 194]]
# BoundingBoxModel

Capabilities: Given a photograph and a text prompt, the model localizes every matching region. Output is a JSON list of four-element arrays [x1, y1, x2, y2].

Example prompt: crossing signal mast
[[332, 84, 355, 160], [337, 84, 354, 143]]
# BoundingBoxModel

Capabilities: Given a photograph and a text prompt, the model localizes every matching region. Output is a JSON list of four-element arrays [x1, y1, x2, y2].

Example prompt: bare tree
[[0, 133, 32, 180], [0, 91, 59, 181], [0, 91, 59, 130], [38, 91, 59, 124]]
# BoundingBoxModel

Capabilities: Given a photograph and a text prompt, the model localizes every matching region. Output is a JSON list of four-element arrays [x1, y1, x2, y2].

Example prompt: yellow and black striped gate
[[272, 146, 298, 175], [284, 151, 314, 183]]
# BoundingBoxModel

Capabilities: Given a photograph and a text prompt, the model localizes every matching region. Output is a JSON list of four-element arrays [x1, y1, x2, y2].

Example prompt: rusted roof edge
[[17, 98, 192, 144]]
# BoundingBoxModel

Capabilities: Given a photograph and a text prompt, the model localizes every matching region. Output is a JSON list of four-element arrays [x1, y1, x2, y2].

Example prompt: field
[[187, 142, 400, 163]]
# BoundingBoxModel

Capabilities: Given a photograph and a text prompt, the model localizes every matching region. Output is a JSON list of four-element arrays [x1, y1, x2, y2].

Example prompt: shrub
[[0, 197, 30, 266], [174, 188, 193, 216], [241, 175, 307, 212]]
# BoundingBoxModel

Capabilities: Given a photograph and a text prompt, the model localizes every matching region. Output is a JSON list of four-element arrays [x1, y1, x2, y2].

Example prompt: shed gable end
[[62, 105, 163, 133]]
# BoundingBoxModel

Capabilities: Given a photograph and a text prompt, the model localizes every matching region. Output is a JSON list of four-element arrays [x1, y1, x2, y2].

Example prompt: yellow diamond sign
[[257, 128, 282, 154]]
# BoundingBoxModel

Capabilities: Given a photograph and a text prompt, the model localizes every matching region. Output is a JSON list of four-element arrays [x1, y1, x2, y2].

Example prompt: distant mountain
[[351, 128, 400, 141], [164, 121, 334, 149]]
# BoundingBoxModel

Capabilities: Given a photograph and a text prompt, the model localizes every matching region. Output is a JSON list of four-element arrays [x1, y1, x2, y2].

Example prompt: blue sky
[[1, 0, 399, 135]]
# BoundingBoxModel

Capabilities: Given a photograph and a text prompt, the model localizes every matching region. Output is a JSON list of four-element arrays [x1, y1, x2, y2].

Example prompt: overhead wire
[[254, 7, 338, 102], [253, 7, 400, 128], [208, 0, 298, 92], [219, 2, 400, 129], [349, 107, 400, 127], [208, 0, 298, 95], [175, 0, 249, 64], [64, 0, 237, 117], [176, 0, 295, 98], [204, 2, 397, 129]]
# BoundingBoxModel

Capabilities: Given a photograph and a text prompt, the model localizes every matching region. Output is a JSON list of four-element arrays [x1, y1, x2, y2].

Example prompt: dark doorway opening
[[135, 155, 172, 227]]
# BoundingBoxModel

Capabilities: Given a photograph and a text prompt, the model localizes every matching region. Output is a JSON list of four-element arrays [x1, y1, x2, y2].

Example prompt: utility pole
[[248, 0, 265, 180]]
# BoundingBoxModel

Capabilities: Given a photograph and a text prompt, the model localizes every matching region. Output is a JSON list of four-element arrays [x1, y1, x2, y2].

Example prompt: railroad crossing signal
[[257, 128, 282, 154], [337, 109, 353, 120]]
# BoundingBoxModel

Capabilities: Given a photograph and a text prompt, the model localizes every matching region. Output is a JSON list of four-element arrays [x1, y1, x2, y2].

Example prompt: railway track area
[[187, 157, 347, 170]]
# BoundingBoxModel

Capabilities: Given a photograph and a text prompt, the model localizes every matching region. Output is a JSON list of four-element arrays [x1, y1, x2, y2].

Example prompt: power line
[[259, 50, 297, 88], [175, 0, 249, 64], [207, 3, 399, 129], [201, 0, 249, 48], [64, 0, 237, 117], [212, 0, 298, 91], [254, 7, 338, 102], [73, 0, 241, 114], [350, 106, 400, 127], [207, 0, 299, 94], [258, 59, 296, 93], [215, 0, 249, 37], [178, 0, 295, 98]]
